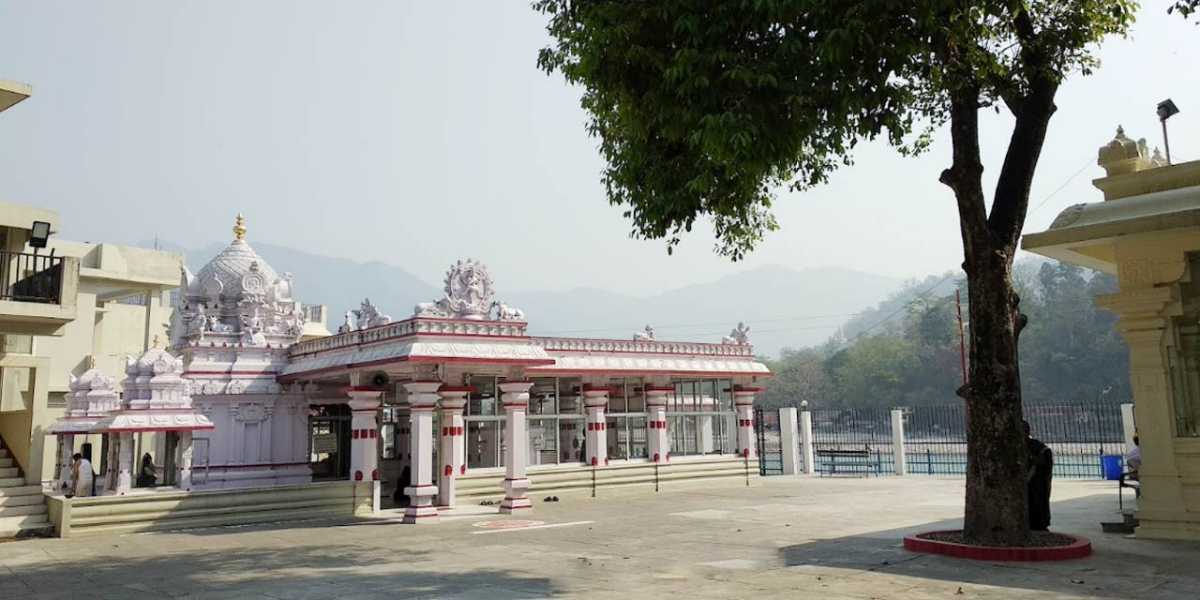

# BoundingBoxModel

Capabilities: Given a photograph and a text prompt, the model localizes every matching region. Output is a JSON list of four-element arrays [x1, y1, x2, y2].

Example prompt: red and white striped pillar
[[734, 385, 762, 459], [347, 387, 383, 483], [645, 386, 673, 464], [582, 384, 609, 467], [402, 381, 441, 523], [436, 385, 471, 508], [499, 380, 535, 513]]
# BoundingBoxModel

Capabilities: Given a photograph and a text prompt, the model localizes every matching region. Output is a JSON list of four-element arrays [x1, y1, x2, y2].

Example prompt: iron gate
[[755, 408, 784, 475]]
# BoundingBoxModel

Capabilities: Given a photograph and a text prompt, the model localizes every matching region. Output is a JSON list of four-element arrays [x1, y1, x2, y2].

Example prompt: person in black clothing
[[1025, 421, 1054, 531], [392, 465, 412, 507]]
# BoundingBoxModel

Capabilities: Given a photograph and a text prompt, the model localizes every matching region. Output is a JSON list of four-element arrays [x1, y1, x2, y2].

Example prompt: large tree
[[537, 0, 1134, 545]]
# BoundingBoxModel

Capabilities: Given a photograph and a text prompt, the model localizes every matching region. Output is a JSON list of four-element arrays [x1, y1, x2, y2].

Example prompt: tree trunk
[[960, 254, 1029, 546]]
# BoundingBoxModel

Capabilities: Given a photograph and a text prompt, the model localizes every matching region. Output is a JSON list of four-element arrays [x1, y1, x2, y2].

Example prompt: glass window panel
[[467, 420, 501, 468], [606, 416, 628, 459], [558, 377, 582, 415], [559, 417, 584, 463], [608, 378, 627, 412], [529, 417, 556, 466], [468, 376, 498, 416], [628, 416, 648, 458], [530, 378, 557, 415], [626, 378, 645, 412]]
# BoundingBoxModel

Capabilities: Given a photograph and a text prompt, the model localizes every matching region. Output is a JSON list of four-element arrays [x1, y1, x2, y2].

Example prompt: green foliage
[[1170, 0, 1199, 20], [760, 260, 1128, 410], [537, 0, 1136, 258]]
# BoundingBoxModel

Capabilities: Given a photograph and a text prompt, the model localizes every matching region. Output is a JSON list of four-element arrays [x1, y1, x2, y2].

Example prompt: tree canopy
[[537, 0, 1136, 546], [538, 0, 1134, 259]]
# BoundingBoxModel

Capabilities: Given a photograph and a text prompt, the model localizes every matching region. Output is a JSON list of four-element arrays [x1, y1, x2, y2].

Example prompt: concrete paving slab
[[2, 477, 1198, 598]]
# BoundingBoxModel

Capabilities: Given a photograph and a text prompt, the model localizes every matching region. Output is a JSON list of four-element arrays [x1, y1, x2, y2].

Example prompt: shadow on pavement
[[776, 493, 1200, 599], [2, 542, 561, 599]]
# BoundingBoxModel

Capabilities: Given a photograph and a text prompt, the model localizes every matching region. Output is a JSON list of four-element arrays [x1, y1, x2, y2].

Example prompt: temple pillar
[[403, 381, 440, 523], [176, 431, 194, 491], [582, 384, 609, 467], [437, 386, 470, 508], [645, 386, 672, 464], [115, 433, 134, 495], [347, 388, 383, 483], [733, 386, 761, 459], [55, 434, 75, 492], [499, 381, 535, 513]]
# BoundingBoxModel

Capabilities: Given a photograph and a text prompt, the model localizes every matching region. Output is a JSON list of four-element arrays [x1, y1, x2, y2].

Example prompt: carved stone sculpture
[[415, 259, 511, 321], [633, 324, 655, 341], [353, 298, 392, 330], [492, 300, 526, 321], [722, 322, 751, 345]]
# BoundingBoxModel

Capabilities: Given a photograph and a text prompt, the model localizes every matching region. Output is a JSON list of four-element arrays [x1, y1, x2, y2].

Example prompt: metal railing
[[810, 407, 894, 475], [902, 403, 1125, 478], [0, 250, 64, 303]]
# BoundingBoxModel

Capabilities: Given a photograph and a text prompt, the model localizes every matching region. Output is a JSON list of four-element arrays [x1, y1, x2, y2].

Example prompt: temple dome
[[186, 214, 279, 303]]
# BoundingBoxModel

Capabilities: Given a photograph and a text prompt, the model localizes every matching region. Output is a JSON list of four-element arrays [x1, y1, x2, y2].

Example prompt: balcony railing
[[0, 251, 64, 304]]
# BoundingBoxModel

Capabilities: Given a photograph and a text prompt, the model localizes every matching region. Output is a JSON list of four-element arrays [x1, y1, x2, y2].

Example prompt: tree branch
[[940, 86, 991, 273]]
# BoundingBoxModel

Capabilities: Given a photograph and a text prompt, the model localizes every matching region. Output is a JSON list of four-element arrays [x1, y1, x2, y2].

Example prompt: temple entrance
[[310, 404, 351, 481]]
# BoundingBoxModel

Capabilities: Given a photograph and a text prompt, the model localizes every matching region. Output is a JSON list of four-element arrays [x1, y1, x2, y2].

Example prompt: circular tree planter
[[903, 530, 1092, 561]]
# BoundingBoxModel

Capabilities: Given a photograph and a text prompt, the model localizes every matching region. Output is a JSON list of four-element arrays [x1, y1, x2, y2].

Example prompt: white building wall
[[193, 393, 311, 489]]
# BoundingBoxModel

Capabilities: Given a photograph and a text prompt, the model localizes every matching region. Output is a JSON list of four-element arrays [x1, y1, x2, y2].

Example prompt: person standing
[[1024, 421, 1054, 531], [72, 453, 94, 498]]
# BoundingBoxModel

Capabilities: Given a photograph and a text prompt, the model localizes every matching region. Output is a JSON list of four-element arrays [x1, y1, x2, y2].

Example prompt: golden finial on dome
[[152, 335, 161, 349], [233, 213, 247, 241], [85, 354, 96, 370]]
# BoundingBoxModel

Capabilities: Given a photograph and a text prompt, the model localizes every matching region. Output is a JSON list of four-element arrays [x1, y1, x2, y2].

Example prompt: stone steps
[[57, 481, 374, 537], [454, 457, 757, 501], [0, 515, 52, 539], [0, 439, 52, 539]]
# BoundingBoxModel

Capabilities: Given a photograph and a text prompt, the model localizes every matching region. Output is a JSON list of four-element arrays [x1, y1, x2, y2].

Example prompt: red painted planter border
[[903, 530, 1092, 562]]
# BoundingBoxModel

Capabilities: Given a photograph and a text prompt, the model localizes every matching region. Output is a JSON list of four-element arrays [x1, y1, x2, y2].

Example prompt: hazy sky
[[1, 2, 1198, 296]]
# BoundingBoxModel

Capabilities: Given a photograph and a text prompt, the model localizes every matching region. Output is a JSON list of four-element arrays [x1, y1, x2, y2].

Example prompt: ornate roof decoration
[[1097, 126, 1153, 177], [339, 298, 393, 332], [633, 325, 655, 341], [98, 346, 213, 433], [174, 214, 306, 347], [722, 322, 751, 346], [415, 259, 525, 321], [48, 360, 120, 434]]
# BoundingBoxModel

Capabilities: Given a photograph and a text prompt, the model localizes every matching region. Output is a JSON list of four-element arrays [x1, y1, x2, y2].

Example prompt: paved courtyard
[[3, 476, 1199, 599]]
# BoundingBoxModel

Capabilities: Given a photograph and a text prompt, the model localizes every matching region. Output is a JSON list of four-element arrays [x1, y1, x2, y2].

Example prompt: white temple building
[[46, 216, 771, 526]]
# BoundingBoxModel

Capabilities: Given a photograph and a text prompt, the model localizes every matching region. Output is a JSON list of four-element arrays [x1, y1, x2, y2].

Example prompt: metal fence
[[902, 403, 1125, 478], [810, 407, 894, 476], [755, 408, 784, 475], [788, 402, 1126, 479]]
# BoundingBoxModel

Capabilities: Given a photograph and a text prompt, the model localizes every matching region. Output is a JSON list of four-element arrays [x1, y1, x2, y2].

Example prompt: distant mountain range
[[141, 240, 902, 357]]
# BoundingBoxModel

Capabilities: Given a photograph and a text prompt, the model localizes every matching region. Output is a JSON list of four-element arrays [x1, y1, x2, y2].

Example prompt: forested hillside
[[759, 259, 1129, 409]]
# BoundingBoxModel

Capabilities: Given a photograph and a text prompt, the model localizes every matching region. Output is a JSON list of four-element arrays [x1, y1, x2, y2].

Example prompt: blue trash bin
[[1101, 454, 1123, 480]]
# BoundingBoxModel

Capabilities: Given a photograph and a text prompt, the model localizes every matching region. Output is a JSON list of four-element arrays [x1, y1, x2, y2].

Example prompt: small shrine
[[95, 340, 213, 494], [46, 356, 120, 491]]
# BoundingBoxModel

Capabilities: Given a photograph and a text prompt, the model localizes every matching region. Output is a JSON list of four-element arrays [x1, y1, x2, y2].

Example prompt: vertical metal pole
[[591, 462, 596, 498], [1162, 119, 1172, 165], [654, 460, 659, 493], [744, 452, 750, 487]]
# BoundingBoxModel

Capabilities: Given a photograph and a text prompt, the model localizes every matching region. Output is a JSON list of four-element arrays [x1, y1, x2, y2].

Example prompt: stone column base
[[500, 477, 532, 513], [402, 484, 440, 523]]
